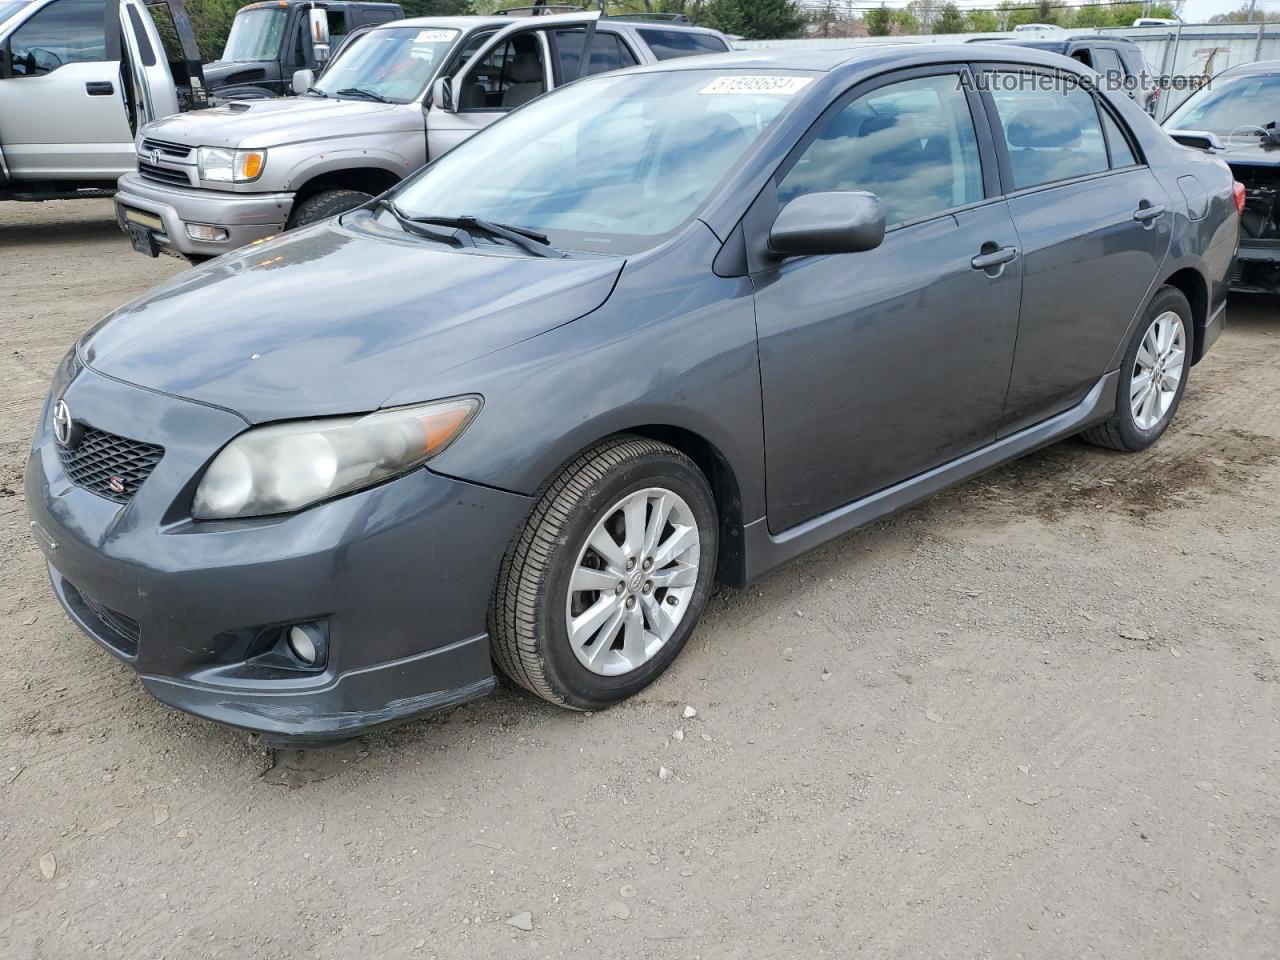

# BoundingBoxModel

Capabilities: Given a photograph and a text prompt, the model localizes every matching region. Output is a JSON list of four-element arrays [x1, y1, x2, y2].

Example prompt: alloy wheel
[[565, 487, 701, 677], [1130, 310, 1186, 431]]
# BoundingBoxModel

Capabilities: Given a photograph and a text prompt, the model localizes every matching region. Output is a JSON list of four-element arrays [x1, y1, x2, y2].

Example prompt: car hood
[[80, 217, 624, 423], [139, 97, 421, 150]]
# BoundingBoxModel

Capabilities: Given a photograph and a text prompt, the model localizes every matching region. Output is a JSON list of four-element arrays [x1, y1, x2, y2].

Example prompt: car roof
[[618, 42, 1101, 75], [376, 13, 723, 33], [977, 36, 1138, 51], [1219, 58, 1280, 76]]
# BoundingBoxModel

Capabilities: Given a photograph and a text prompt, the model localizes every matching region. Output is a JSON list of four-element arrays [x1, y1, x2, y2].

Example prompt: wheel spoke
[[1164, 347, 1185, 373], [570, 593, 621, 649], [1138, 332, 1158, 368], [641, 593, 679, 642], [1142, 384, 1160, 425], [649, 561, 697, 589], [621, 493, 648, 557], [642, 493, 673, 557], [620, 605, 647, 666], [571, 565, 619, 594], [585, 606, 625, 666], [588, 526, 627, 574], [1161, 368, 1181, 392], [652, 523, 697, 569], [1130, 370, 1153, 400]]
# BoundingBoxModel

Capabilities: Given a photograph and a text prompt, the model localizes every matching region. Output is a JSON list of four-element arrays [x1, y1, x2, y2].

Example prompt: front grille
[[137, 161, 191, 188], [65, 581, 139, 657], [56, 426, 163, 504], [139, 137, 192, 160]]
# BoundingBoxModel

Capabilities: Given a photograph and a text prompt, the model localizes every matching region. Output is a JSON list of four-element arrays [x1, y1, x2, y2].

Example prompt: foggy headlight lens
[[192, 397, 480, 520], [198, 147, 267, 183]]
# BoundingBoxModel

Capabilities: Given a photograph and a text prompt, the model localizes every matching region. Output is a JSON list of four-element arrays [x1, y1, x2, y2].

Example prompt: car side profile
[[28, 45, 1237, 744]]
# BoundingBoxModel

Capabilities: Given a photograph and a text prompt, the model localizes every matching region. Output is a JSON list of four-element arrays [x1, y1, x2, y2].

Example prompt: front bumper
[[26, 364, 532, 744], [113, 172, 295, 258]]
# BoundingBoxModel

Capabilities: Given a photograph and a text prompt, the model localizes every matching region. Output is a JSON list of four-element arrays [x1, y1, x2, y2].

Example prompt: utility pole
[[1248, 0, 1258, 23]]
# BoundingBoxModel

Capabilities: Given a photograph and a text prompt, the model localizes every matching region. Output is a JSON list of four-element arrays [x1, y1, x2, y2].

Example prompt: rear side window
[[779, 73, 984, 227], [987, 73, 1109, 189], [552, 28, 637, 81], [1100, 106, 1138, 167], [638, 28, 728, 60], [7, 0, 106, 76]]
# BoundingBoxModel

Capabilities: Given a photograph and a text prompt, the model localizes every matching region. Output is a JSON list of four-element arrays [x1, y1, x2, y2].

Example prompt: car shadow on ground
[[0, 209, 124, 249]]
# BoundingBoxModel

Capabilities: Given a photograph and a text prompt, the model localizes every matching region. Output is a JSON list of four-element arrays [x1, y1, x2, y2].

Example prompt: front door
[[980, 69, 1172, 429], [751, 70, 1024, 532], [0, 0, 133, 180]]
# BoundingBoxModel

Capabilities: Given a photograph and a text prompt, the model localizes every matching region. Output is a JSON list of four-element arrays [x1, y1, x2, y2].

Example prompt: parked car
[[205, 0, 403, 101], [974, 35, 1159, 115], [29, 44, 1237, 743], [111, 11, 732, 259], [0, 0, 207, 202], [1163, 60, 1280, 293]]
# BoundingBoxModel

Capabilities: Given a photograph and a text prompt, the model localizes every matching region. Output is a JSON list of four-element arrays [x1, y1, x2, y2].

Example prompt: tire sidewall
[[289, 189, 372, 229], [1115, 287, 1192, 450], [535, 454, 718, 709]]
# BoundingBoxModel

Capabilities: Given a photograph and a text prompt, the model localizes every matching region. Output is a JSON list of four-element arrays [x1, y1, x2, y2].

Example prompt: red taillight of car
[[1233, 180, 1246, 214]]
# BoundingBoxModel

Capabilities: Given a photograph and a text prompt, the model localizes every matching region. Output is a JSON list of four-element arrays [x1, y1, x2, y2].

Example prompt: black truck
[[205, 0, 403, 100]]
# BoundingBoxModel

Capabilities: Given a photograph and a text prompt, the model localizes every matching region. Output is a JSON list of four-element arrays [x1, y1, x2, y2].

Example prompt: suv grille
[[56, 426, 163, 504], [137, 161, 191, 188], [64, 581, 140, 657], [139, 137, 193, 160]]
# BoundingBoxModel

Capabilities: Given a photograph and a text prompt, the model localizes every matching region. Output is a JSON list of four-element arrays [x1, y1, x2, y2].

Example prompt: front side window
[[637, 28, 728, 60], [393, 69, 806, 253], [459, 33, 544, 111], [313, 26, 459, 103], [987, 72, 1109, 189], [221, 6, 286, 62], [779, 74, 984, 227], [7, 0, 106, 76]]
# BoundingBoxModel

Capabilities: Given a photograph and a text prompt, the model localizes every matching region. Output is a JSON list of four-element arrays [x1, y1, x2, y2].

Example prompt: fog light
[[287, 623, 326, 667], [185, 223, 229, 242]]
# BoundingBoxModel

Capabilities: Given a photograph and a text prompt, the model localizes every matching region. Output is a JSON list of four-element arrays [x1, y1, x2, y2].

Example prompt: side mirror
[[431, 75, 456, 113], [292, 68, 315, 96], [307, 8, 331, 63], [768, 191, 885, 258]]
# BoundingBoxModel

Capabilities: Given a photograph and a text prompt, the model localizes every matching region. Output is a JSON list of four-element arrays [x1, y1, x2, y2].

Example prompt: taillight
[[1233, 180, 1246, 214]]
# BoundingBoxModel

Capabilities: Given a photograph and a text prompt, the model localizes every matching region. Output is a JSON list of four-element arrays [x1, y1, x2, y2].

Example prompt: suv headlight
[[197, 146, 267, 183], [192, 397, 480, 520]]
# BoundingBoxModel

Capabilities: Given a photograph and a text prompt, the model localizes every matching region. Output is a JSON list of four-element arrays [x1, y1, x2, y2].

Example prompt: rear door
[[979, 67, 1172, 430], [0, 0, 133, 180]]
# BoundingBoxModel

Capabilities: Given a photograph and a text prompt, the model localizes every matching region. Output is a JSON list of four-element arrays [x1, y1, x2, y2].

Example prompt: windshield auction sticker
[[414, 29, 458, 42], [700, 75, 812, 96]]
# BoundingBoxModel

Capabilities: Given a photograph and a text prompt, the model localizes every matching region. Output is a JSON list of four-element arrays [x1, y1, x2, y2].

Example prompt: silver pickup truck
[[113, 11, 731, 259]]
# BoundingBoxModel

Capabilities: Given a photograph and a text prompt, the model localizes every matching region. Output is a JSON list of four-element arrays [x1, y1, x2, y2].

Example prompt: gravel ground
[[1, 200, 1278, 960]]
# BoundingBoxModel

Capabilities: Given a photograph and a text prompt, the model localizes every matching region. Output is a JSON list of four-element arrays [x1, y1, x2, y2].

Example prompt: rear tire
[[489, 436, 718, 710], [286, 189, 372, 229], [1082, 286, 1192, 452]]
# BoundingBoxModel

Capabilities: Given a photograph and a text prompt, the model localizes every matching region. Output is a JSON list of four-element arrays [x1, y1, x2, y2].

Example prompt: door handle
[[85, 81, 115, 96], [971, 245, 1019, 271], [1133, 203, 1166, 223]]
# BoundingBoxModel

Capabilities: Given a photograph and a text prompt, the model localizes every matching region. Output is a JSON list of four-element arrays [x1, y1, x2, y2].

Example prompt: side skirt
[[740, 371, 1119, 584]]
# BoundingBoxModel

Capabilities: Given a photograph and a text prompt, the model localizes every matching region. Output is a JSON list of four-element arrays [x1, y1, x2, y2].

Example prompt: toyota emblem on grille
[[53, 400, 72, 446]]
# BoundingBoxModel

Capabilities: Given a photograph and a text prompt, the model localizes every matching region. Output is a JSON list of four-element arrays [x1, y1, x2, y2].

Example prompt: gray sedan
[[27, 44, 1238, 743]]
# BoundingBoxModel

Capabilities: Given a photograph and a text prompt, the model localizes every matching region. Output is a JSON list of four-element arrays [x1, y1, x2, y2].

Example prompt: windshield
[[314, 26, 460, 102], [391, 70, 809, 253], [221, 7, 286, 63], [1165, 72, 1280, 137]]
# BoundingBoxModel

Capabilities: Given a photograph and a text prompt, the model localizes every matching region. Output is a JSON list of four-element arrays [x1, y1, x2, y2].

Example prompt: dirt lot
[[1, 200, 1277, 960]]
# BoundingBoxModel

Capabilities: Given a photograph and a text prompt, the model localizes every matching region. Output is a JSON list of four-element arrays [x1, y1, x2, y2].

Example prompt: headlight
[[192, 397, 480, 520], [197, 146, 266, 183]]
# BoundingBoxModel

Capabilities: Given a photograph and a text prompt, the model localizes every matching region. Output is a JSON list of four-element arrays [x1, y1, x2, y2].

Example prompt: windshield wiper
[[375, 199, 466, 245], [402, 214, 563, 258], [335, 86, 391, 103], [303, 87, 328, 98]]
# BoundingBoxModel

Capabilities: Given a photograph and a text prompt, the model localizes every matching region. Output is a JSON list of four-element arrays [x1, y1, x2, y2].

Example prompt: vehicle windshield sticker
[[414, 29, 458, 42], [700, 75, 812, 96]]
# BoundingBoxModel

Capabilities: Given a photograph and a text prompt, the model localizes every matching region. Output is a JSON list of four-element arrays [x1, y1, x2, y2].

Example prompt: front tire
[[489, 436, 718, 710], [1082, 286, 1192, 452], [286, 189, 372, 230]]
